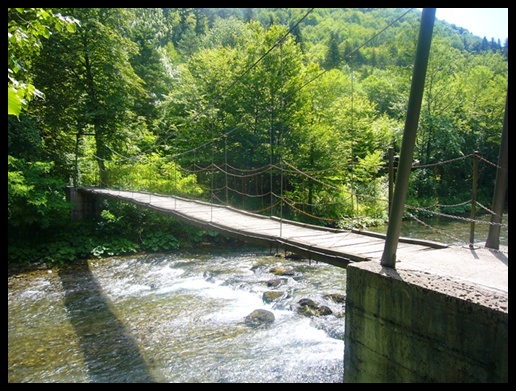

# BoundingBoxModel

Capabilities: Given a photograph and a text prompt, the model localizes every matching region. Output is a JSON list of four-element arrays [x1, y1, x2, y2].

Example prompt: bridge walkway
[[80, 188, 508, 308]]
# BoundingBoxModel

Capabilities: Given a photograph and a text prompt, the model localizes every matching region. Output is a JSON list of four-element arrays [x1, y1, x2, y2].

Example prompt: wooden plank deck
[[80, 188, 453, 268], [77, 188, 507, 312]]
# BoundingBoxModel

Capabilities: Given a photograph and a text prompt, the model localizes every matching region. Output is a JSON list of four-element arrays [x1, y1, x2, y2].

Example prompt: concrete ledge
[[343, 261, 508, 383]]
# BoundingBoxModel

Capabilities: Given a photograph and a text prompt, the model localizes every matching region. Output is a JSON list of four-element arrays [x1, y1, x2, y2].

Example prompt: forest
[[8, 8, 508, 266]]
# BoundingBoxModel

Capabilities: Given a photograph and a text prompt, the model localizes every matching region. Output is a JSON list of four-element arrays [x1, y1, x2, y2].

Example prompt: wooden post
[[469, 151, 478, 247], [224, 134, 229, 204], [388, 147, 394, 214], [74, 134, 79, 188], [66, 186, 79, 220], [486, 89, 508, 249]]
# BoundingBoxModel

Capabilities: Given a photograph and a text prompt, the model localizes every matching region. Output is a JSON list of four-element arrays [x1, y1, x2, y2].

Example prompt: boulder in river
[[297, 298, 333, 317], [269, 266, 295, 276], [323, 293, 346, 303], [244, 309, 275, 328], [262, 290, 284, 303]]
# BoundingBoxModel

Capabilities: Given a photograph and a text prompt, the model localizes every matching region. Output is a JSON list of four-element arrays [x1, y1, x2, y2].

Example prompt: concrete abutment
[[343, 261, 508, 383], [66, 186, 102, 220]]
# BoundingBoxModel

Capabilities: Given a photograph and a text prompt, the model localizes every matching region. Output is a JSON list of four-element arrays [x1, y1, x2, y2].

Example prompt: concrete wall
[[66, 187, 101, 220], [343, 261, 508, 383]]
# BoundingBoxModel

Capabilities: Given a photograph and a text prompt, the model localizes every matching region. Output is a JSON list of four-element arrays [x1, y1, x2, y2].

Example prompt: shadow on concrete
[[487, 248, 508, 266], [467, 246, 508, 266], [58, 260, 157, 383]]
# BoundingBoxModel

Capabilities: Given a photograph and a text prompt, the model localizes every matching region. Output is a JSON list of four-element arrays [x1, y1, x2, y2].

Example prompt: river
[[8, 213, 508, 383], [8, 245, 347, 383]]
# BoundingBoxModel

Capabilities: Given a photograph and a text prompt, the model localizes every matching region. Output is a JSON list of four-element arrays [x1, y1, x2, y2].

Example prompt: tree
[[8, 8, 78, 116], [481, 36, 489, 51], [32, 8, 146, 186], [126, 8, 173, 128], [243, 8, 254, 23], [323, 32, 341, 69], [502, 38, 508, 59]]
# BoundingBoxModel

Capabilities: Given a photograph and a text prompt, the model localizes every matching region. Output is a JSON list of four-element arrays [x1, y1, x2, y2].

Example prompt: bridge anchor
[[66, 186, 101, 220]]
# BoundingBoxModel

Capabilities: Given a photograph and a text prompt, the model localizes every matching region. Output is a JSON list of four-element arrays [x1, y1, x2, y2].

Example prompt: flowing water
[[8, 213, 508, 383], [8, 246, 347, 383]]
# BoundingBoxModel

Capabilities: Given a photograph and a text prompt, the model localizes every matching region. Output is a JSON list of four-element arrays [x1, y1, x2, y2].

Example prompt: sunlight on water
[[9, 247, 346, 383]]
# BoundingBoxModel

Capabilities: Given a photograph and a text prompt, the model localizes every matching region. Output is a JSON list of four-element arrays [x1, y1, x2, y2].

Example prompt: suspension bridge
[[76, 187, 450, 267], [72, 186, 507, 295]]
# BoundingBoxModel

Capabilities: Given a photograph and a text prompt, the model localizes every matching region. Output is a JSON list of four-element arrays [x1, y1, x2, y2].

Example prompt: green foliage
[[31, 8, 147, 186], [91, 239, 140, 258], [104, 153, 204, 197], [7, 197, 226, 266], [7, 8, 508, 266], [42, 242, 80, 264], [8, 8, 79, 116], [8, 155, 70, 229], [141, 232, 180, 252], [323, 31, 341, 69]]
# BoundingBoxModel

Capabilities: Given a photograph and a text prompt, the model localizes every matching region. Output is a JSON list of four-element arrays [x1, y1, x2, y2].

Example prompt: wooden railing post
[[388, 147, 394, 214], [469, 151, 479, 247]]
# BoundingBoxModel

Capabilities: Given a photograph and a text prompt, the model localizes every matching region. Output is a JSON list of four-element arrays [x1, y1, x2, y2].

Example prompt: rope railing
[[159, 148, 507, 248], [94, 145, 506, 246]]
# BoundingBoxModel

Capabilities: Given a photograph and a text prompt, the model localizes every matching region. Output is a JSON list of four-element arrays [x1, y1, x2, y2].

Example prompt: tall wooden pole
[[381, 8, 435, 268], [485, 88, 508, 249]]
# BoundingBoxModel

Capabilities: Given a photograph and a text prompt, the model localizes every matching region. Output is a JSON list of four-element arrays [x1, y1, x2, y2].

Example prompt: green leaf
[[66, 21, 77, 33], [8, 87, 22, 116]]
